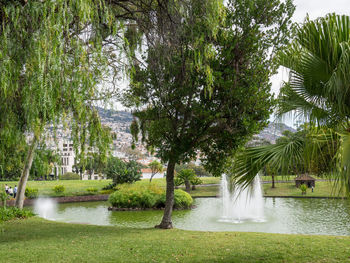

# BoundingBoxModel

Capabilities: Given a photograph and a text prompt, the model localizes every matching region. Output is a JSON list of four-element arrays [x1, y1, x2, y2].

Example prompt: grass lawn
[[0, 177, 341, 199], [0, 180, 113, 197], [1, 217, 350, 263], [263, 181, 344, 197]]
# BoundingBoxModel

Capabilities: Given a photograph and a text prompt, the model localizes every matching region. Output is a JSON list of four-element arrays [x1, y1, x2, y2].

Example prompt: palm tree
[[232, 14, 350, 194], [278, 13, 350, 194]]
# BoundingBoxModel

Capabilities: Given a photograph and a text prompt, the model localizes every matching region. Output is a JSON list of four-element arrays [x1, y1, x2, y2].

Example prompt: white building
[[53, 140, 75, 176]]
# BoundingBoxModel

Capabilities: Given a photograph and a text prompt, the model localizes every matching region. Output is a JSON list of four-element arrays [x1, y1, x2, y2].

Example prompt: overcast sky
[[270, 0, 350, 127]]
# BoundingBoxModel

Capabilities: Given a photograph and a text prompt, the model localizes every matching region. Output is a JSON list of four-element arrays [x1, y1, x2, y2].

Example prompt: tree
[[175, 169, 202, 192], [230, 124, 338, 188], [148, 160, 163, 182], [30, 148, 60, 180], [0, 1, 117, 208], [277, 14, 350, 194], [175, 169, 197, 192], [105, 157, 141, 185], [125, 0, 294, 228], [175, 163, 211, 177]]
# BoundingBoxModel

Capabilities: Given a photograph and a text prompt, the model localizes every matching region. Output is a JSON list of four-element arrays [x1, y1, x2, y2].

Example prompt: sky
[[270, 0, 350, 127]]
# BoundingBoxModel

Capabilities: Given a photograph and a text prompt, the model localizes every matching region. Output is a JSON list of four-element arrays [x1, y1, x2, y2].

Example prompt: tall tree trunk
[[155, 160, 175, 229], [271, 175, 275, 188], [15, 136, 39, 209]]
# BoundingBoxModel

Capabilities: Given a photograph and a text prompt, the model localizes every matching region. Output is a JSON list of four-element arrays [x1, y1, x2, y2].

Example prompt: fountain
[[34, 197, 57, 220], [220, 174, 264, 223]]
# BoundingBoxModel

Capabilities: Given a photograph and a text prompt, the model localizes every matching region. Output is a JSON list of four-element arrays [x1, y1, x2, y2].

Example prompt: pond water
[[35, 198, 350, 236]]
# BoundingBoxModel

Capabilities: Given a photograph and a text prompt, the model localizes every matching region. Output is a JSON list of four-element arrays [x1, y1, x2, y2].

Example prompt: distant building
[[53, 140, 75, 176], [295, 174, 316, 188]]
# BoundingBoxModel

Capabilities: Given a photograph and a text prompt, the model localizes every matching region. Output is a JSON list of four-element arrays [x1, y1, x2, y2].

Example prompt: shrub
[[0, 192, 9, 208], [53, 185, 65, 194], [59, 172, 80, 180], [86, 187, 98, 193], [25, 188, 38, 199], [0, 207, 34, 223], [102, 183, 116, 190], [100, 189, 114, 195], [108, 184, 193, 209], [105, 157, 141, 185], [173, 189, 193, 208], [300, 184, 307, 195]]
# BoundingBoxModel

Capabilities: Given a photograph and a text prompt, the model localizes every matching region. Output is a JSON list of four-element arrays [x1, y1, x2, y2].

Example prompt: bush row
[[108, 184, 193, 209]]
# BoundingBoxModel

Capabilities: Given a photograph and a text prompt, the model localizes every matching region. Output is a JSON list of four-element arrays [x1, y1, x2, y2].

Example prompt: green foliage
[[175, 163, 211, 177], [0, 207, 34, 223], [108, 185, 193, 209], [277, 14, 350, 195], [148, 160, 163, 182], [53, 185, 65, 194], [300, 184, 307, 195], [24, 188, 38, 199], [230, 124, 339, 188], [105, 157, 141, 185], [0, 191, 9, 208], [86, 188, 98, 193], [126, 0, 294, 177], [0, 0, 118, 207], [100, 189, 114, 195], [102, 183, 117, 190], [173, 190, 193, 209], [190, 177, 203, 186], [30, 148, 60, 179], [59, 173, 80, 180]]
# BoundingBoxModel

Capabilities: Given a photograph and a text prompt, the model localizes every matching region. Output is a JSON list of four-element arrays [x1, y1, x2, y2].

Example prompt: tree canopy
[[0, 0, 118, 208], [125, 0, 294, 228]]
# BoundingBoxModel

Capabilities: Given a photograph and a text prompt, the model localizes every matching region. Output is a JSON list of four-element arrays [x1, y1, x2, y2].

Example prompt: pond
[[34, 197, 350, 236]]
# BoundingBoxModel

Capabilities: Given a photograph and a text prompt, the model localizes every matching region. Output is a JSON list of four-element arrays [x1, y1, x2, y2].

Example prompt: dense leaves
[[105, 157, 141, 185], [125, 0, 294, 227]]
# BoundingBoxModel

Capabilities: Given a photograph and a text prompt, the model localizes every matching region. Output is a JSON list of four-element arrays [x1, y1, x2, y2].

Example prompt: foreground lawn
[[1, 217, 350, 263]]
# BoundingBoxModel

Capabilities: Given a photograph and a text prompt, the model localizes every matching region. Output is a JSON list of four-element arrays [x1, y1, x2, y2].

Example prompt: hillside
[[97, 107, 295, 145]]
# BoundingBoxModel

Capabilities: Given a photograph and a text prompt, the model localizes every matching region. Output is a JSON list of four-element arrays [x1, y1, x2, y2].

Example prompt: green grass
[[0, 177, 341, 199], [0, 180, 113, 197], [261, 175, 323, 181], [1, 217, 350, 263], [263, 181, 344, 197]]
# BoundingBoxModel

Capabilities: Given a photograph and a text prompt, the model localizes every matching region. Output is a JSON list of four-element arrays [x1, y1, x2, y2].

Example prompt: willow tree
[[125, 0, 294, 228], [0, 0, 118, 208]]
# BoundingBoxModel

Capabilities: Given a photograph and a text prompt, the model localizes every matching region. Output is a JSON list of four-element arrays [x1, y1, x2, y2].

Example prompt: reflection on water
[[36, 198, 350, 236]]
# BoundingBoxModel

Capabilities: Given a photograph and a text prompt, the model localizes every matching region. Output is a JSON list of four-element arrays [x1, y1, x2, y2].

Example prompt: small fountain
[[34, 197, 57, 220], [220, 174, 264, 223]]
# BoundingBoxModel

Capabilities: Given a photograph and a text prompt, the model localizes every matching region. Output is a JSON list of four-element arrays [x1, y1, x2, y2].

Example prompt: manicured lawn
[[0, 177, 342, 199], [1, 217, 350, 263], [263, 181, 344, 197], [0, 180, 113, 197]]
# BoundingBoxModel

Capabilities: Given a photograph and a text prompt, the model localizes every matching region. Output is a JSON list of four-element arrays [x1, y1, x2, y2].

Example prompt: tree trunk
[[15, 136, 38, 209], [150, 173, 155, 182], [155, 160, 175, 229], [271, 175, 275, 188], [185, 180, 191, 192]]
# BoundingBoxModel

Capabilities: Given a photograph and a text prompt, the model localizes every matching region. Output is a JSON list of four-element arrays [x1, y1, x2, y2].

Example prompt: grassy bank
[[0, 177, 341, 199], [1, 217, 349, 263], [262, 181, 344, 197], [0, 180, 112, 197]]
